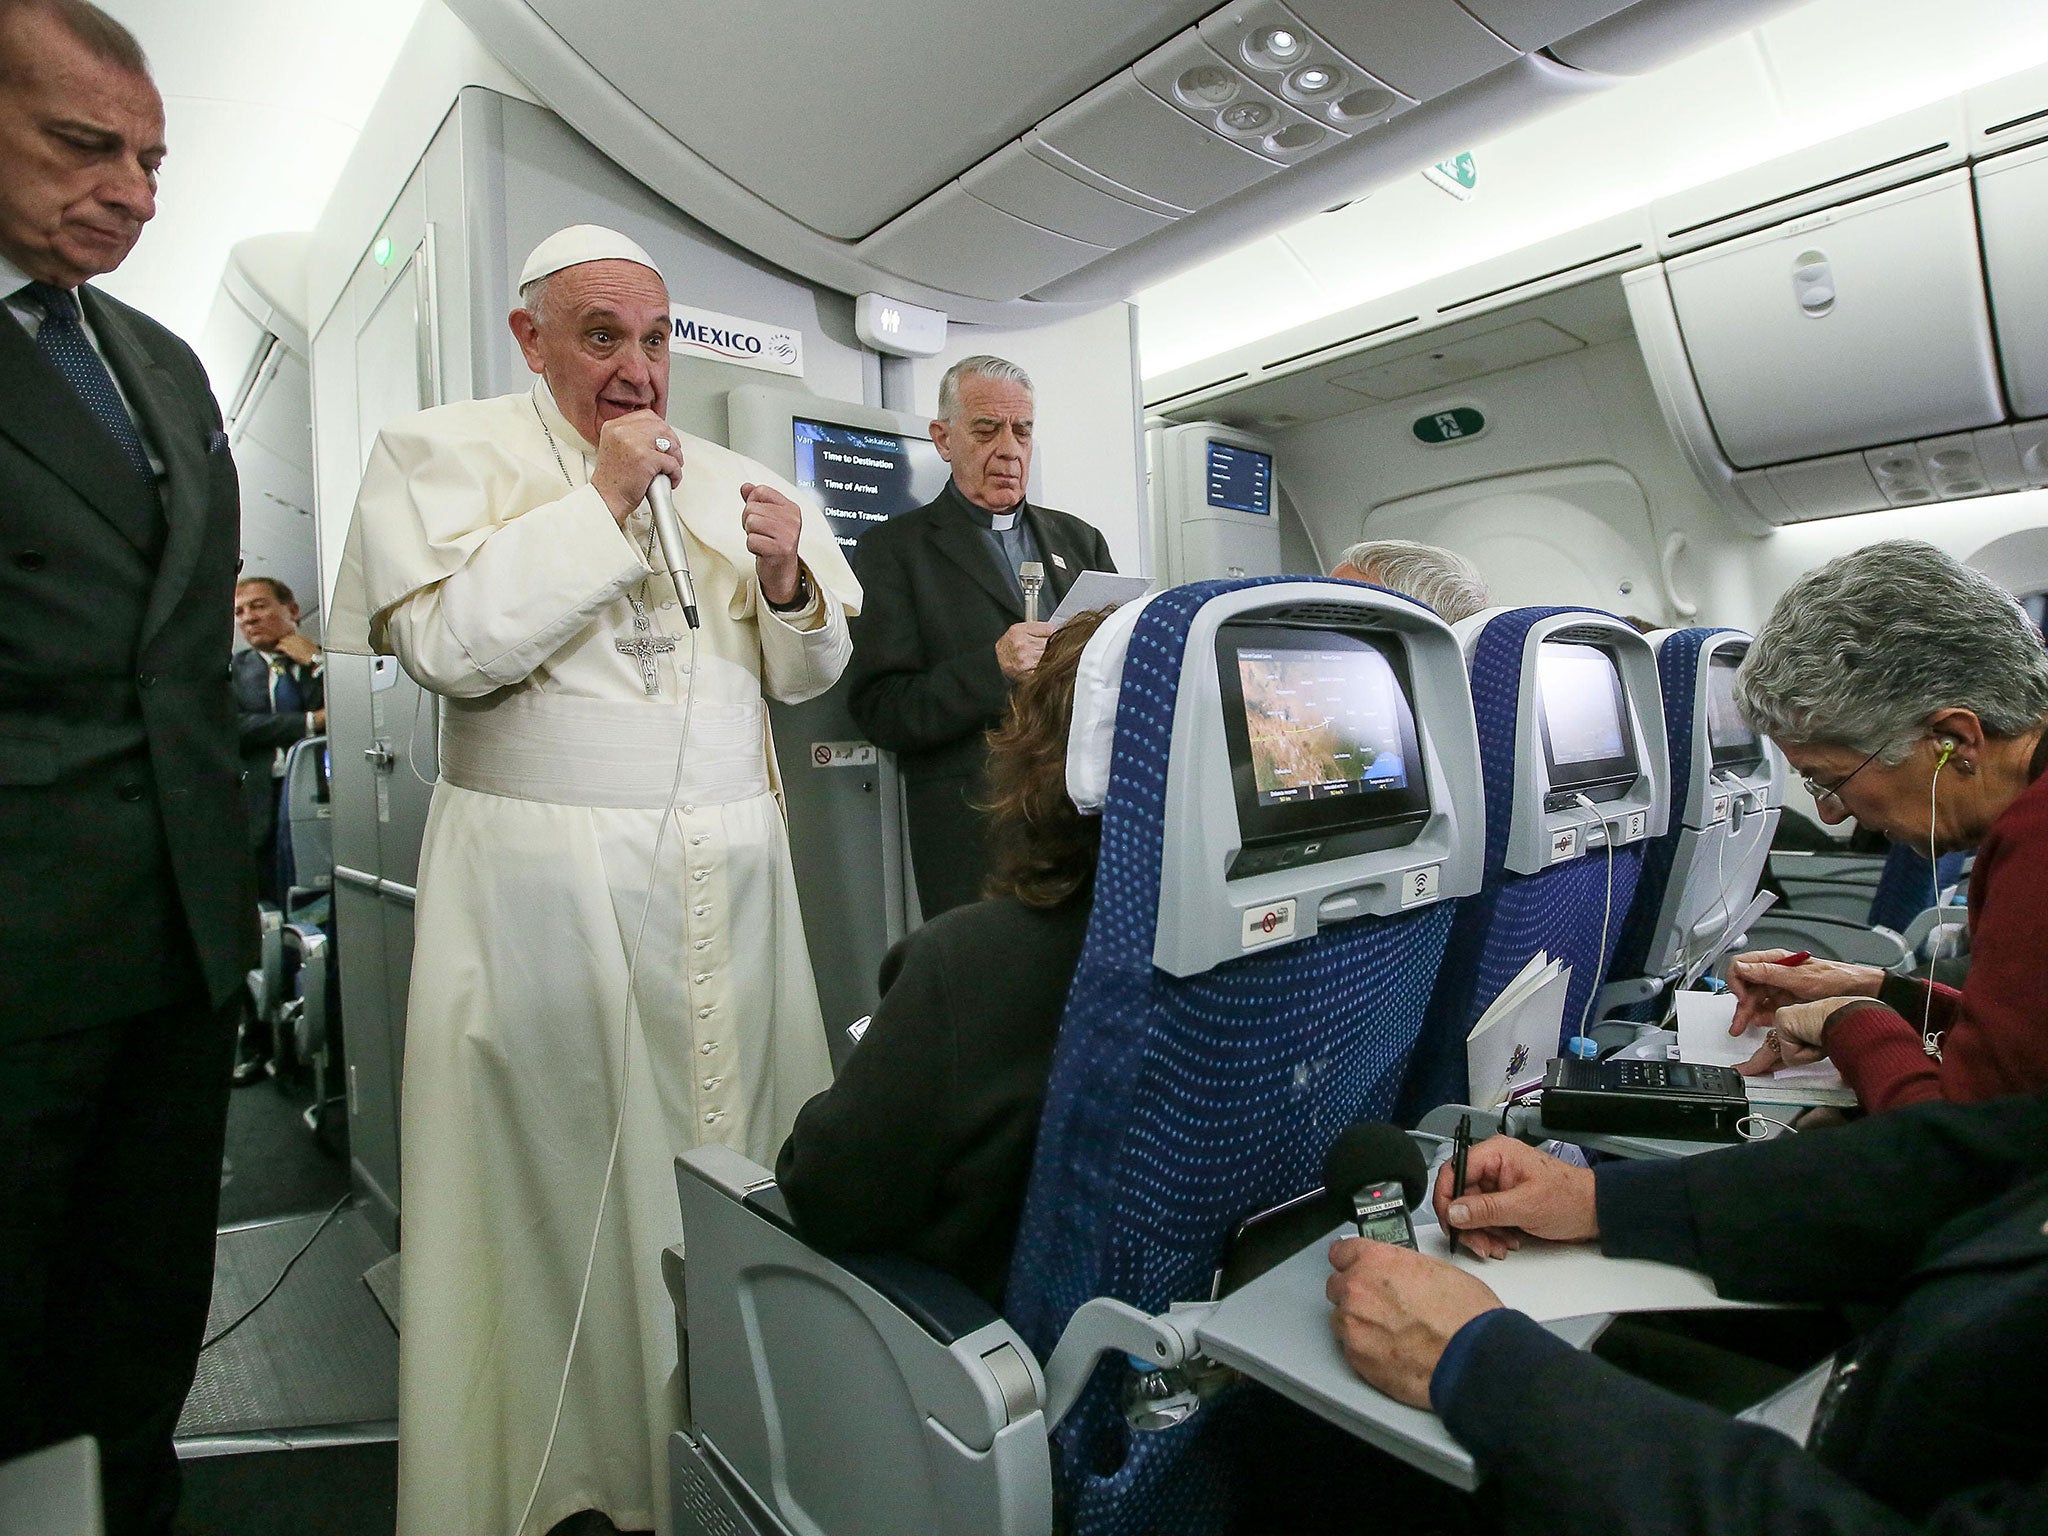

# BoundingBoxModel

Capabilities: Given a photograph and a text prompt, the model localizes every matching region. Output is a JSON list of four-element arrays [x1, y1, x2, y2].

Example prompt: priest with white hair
[[326, 225, 860, 1536]]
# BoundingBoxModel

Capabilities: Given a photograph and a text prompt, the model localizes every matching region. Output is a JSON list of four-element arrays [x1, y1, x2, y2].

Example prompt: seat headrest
[[1065, 591, 1162, 815]]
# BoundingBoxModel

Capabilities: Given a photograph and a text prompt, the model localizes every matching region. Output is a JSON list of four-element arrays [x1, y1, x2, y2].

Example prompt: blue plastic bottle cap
[[1565, 1036, 1600, 1060]]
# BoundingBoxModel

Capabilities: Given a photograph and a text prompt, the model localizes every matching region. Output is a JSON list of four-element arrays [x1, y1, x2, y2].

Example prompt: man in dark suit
[[1326, 1096, 2048, 1533], [847, 355, 1115, 917], [231, 575, 325, 898], [0, 3, 255, 1531]]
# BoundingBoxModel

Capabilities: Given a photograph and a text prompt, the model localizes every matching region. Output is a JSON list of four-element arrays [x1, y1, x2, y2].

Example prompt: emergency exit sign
[[1413, 406, 1486, 445]]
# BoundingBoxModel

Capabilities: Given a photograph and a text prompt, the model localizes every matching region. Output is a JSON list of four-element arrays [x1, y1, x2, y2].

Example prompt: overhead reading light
[[1177, 64, 1238, 109], [1245, 25, 1305, 70], [1290, 66, 1335, 95]]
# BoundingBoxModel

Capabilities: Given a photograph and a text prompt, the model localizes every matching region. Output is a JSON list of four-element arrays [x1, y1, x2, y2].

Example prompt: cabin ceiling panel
[[1282, 0, 1518, 101], [1328, 318, 1586, 401], [524, 0, 1208, 239], [1457, 0, 1638, 54]]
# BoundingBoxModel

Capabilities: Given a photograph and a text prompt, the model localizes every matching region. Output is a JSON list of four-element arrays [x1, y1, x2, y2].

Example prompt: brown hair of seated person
[[980, 606, 1112, 909]]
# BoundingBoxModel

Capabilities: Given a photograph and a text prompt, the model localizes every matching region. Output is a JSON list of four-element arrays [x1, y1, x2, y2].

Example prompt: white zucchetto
[[517, 224, 665, 289]]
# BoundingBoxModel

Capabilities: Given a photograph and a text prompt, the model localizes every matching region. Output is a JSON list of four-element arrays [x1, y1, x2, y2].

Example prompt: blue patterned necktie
[[25, 281, 154, 479], [270, 656, 305, 714]]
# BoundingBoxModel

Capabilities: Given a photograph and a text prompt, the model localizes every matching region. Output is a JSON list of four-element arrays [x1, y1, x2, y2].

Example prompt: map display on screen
[[1238, 646, 1411, 806]]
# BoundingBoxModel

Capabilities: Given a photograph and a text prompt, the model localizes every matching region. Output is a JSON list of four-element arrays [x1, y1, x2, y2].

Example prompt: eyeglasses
[[1800, 746, 1884, 806]]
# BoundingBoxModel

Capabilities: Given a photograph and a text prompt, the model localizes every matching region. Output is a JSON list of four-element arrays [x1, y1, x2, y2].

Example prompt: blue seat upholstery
[[1608, 627, 1729, 984], [1002, 578, 1459, 1536], [1868, 843, 1968, 933], [1399, 608, 1648, 1119]]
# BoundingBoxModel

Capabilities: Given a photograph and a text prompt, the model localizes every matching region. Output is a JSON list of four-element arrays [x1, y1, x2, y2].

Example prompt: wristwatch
[[766, 568, 812, 613]]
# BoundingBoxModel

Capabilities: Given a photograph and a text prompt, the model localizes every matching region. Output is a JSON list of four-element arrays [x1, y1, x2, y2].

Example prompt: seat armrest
[[733, 1176, 1006, 1347], [834, 1252, 1005, 1347]]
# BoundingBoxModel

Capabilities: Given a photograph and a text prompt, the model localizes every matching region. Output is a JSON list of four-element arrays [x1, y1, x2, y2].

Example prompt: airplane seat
[[275, 736, 343, 1137], [670, 1147, 1054, 1536], [276, 734, 333, 925], [1602, 628, 1782, 1021], [1398, 608, 1669, 1120], [1001, 576, 1479, 1535], [666, 577, 1485, 1536], [1867, 843, 1969, 934]]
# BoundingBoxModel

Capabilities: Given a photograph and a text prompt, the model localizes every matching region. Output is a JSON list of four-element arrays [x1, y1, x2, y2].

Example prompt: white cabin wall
[[909, 307, 1149, 576], [1267, 331, 1758, 624], [1735, 492, 2048, 621]]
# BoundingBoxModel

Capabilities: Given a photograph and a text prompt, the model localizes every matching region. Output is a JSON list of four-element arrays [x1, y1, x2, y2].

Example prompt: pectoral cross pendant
[[616, 598, 675, 695]]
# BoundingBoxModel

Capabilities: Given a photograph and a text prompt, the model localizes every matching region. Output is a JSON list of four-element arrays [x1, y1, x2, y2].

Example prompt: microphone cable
[[516, 464, 703, 1536]]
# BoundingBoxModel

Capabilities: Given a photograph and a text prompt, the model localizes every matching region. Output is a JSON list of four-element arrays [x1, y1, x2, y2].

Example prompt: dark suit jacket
[[1441, 1093, 2048, 1534], [845, 481, 1114, 914], [777, 890, 1093, 1305], [230, 646, 324, 853], [0, 285, 254, 1041]]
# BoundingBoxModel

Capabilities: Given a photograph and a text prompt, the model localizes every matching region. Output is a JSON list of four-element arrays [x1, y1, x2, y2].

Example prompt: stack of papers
[[1673, 991, 1858, 1108], [1466, 953, 1570, 1110], [1049, 571, 1152, 626]]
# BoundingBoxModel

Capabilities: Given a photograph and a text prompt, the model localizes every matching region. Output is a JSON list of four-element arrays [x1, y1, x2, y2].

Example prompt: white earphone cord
[[1922, 749, 1947, 1060], [1574, 794, 1617, 1050]]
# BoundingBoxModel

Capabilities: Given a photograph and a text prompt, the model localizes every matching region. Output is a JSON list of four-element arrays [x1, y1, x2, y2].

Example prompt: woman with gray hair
[[1725, 539, 2048, 1109]]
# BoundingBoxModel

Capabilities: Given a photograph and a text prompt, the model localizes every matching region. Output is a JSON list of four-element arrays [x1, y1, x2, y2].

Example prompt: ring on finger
[[655, 437, 672, 452]]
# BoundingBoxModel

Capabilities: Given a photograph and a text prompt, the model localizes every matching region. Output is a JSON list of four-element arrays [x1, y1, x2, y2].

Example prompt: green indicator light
[[372, 236, 393, 267]]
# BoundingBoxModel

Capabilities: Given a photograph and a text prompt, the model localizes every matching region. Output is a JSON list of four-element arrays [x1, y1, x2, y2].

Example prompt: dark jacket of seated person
[[1414, 1093, 2048, 1535], [778, 608, 1112, 1304]]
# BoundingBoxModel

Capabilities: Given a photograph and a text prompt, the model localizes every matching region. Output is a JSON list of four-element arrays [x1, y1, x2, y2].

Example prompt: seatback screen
[[1537, 641, 1639, 796], [1238, 645, 1413, 806], [1705, 650, 1763, 768], [1218, 621, 1431, 876], [793, 417, 949, 551], [1206, 441, 1273, 515]]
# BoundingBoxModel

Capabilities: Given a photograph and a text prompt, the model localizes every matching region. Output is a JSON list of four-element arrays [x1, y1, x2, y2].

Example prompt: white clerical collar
[[990, 510, 1019, 532]]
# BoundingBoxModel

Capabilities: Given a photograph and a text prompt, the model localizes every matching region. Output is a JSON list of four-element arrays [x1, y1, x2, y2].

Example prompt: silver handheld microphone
[[646, 445, 700, 631]]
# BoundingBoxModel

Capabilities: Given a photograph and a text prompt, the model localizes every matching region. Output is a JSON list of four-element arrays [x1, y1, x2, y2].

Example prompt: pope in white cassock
[[324, 225, 860, 1536]]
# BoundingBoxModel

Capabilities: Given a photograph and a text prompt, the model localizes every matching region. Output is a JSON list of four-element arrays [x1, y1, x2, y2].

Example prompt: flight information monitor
[[1705, 650, 1764, 769], [793, 417, 949, 551], [1218, 623, 1431, 876], [1537, 641, 1639, 799], [1206, 441, 1273, 515]]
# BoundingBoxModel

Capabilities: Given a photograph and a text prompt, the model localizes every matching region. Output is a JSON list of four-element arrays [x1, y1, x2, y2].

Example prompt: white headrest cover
[[1065, 592, 1162, 815]]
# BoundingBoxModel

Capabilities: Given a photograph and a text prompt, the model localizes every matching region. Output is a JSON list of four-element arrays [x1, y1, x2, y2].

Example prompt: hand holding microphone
[[592, 410, 682, 525]]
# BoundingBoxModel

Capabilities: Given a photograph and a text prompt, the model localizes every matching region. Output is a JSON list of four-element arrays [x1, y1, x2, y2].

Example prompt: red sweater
[[1825, 748, 2048, 1109]]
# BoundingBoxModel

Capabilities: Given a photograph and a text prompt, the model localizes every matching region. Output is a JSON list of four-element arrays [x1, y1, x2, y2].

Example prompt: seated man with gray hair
[[1724, 538, 2048, 1111], [847, 354, 1115, 918], [1332, 537, 1490, 624]]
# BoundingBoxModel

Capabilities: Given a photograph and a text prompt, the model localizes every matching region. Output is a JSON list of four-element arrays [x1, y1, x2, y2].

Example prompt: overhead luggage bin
[[1661, 169, 2002, 469], [1975, 138, 2048, 419], [443, 0, 1800, 322]]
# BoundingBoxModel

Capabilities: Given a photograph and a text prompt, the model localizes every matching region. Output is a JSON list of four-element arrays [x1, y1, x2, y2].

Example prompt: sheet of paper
[[1679, 890, 1777, 991], [1674, 989, 1760, 1068], [1466, 959, 1568, 1110], [1049, 571, 1152, 627], [1416, 1227, 1760, 1320], [1745, 1060, 1855, 1107]]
